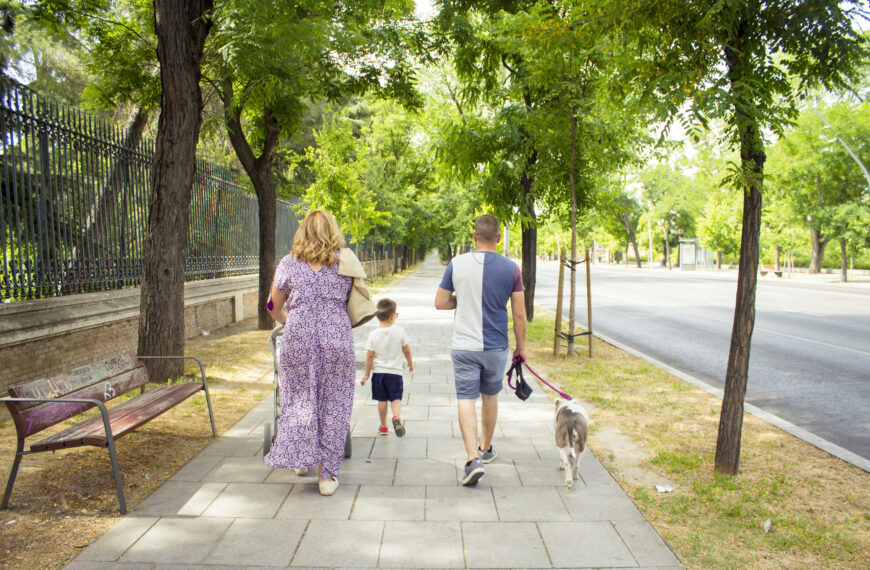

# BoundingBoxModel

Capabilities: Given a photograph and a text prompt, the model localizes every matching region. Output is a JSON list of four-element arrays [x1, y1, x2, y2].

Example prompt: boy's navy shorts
[[371, 373, 404, 402]]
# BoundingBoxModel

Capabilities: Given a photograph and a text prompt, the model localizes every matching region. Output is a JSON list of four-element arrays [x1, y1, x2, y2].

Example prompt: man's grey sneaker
[[478, 446, 498, 463], [462, 458, 485, 486]]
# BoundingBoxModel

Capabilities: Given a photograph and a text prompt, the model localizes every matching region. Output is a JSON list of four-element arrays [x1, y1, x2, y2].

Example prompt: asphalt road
[[533, 261, 870, 462]]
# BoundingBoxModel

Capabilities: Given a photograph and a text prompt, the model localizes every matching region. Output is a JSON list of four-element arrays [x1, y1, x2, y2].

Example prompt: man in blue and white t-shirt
[[435, 215, 527, 487]]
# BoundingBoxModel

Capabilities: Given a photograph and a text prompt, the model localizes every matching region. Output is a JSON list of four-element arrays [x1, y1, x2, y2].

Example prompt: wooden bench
[[760, 264, 783, 277], [1, 353, 216, 514]]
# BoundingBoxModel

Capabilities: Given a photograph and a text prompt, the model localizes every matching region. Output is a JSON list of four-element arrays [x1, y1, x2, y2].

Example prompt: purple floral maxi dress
[[264, 254, 355, 479]]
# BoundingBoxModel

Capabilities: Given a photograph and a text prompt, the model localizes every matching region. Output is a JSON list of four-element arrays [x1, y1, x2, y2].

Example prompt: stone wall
[[0, 276, 258, 393]]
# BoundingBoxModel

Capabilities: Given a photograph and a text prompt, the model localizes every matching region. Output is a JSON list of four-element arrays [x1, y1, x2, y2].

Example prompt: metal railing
[[0, 77, 298, 301]]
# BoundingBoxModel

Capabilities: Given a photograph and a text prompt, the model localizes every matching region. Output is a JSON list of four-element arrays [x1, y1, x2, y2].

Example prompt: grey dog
[[554, 398, 589, 488]]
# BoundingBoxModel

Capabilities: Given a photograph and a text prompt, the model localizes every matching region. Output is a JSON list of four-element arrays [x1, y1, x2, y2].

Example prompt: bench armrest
[[136, 355, 217, 438], [137, 355, 209, 390], [1, 397, 113, 440]]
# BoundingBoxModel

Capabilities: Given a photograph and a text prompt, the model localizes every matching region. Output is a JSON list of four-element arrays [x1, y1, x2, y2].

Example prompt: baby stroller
[[263, 325, 352, 459]]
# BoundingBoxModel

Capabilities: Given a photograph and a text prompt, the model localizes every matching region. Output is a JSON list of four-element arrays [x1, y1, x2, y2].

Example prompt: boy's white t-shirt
[[365, 324, 410, 375]]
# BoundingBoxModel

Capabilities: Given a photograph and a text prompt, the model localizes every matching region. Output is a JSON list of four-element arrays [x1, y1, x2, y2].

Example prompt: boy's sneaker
[[392, 417, 406, 437], [478, 446, 498, 463], [378, 426, 389, 436], [461, 458, 485, 486]]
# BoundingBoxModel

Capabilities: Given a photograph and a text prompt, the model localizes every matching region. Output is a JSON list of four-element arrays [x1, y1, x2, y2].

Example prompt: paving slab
[[425, 486, 499, 521], [202, 482, 291, 518], [462, 522, 551, 568], [558, 486, 646, 522], [370, 437, 428, 459], [491, 486, 572, 522], [168, 454, 223, 482], [64, 562, 154, 570], [380, 521, 465, 568], [73, 516, 159, 562], [133, 480, 226, 516], [202, 456, 273, 483], [540, 521, 638, 568], [399, 418, 455, 437], [65, 252, 682, 569], [351, 484, 426, 521], [427, 437, 469, 462], [614, 520, 683, 567], [276, 482, 358, 520], [120, 517, 232, 565], [395, 457, 458, 486], [455, 459, 522, 487], [334, 456, 396, 485], [198, 435, 262, 457], [203, 518, 307, 566], [291, 520, 383, 567]]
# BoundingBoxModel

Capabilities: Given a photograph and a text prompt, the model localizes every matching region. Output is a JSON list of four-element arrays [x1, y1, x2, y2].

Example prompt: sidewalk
[[65, 253, 682, 569]]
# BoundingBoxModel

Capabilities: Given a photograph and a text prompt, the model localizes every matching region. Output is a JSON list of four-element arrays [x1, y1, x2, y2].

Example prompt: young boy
[[361, 298, 413, 437]]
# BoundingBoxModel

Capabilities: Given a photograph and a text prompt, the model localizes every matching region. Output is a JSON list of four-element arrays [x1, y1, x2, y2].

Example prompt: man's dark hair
[[474, 215, 500, 243], [376, 298, 397, 322]]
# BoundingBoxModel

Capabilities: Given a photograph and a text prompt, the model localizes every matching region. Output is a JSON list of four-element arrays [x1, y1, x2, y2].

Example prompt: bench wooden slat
[[29, 386, 173, 450], [30, 383, 203, 452], [7, 353, 139, 411], [9, 367, 149, 438]]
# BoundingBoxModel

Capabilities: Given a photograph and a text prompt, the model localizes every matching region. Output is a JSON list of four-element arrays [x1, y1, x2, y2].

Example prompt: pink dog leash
[[507, 357, 572, 400]]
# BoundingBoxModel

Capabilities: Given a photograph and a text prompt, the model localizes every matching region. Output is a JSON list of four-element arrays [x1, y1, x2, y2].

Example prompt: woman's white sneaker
[[318, 477, 339, 496]]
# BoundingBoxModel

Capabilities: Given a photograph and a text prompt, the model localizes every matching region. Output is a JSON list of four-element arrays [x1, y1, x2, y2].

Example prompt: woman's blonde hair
[[291, 210, 345, 267]]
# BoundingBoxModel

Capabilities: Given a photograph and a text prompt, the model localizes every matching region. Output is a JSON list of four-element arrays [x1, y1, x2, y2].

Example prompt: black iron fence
[[0, 77, 298, 301]]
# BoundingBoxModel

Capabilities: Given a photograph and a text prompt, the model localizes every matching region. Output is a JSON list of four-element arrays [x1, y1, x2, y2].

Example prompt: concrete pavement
[[65, 253, 682, 569]]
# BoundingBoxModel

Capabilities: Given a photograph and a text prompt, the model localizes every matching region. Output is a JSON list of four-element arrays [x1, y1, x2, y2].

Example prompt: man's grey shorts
[[451, 348, 511, 399]]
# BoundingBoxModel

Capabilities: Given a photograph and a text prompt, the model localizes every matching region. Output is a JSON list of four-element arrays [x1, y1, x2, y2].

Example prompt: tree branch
[[259, 105, 281, 169], [221, 76, 257, 176]]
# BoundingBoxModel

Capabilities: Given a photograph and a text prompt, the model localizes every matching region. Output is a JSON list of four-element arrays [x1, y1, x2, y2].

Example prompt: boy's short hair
[[376, 298, 397, 322], [474, 215, 500, 243]]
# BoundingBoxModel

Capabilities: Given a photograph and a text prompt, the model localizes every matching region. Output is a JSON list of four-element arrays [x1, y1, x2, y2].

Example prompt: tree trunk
[[520, 153, 537, 322], [222, 85, 282, 330], [775, 245, 781, 272], [138, 0, 213, 382], [717, 251, 722, 269], [839, 239, 847, 283], [622, 213, 642, 269], [662, 223, 672, 269], [715, 32, 765, 476], [809, 228, 828, 274], [519, 84, 538, 322], [254, 170, 277, 329], [567, 111, 578, 356]]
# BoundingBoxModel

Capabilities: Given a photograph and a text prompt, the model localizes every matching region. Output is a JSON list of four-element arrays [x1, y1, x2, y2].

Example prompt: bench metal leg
[[1, 439, 24, 510], [202, 387, 217, 438], [106, 435, 127, 515]]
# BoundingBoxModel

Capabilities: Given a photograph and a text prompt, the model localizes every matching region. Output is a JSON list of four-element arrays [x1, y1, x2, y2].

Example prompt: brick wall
[[243, 292, 258, 320], [184, 299, 233, 337], [1, 319, 139, 392], [0, 277, 258, 393]]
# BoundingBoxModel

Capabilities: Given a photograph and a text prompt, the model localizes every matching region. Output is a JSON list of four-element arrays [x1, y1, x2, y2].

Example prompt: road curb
[[589, 328, 870, 474]]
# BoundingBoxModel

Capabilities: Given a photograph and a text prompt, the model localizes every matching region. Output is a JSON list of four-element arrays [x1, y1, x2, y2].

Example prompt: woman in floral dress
[[265, 210, 357, 496]]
